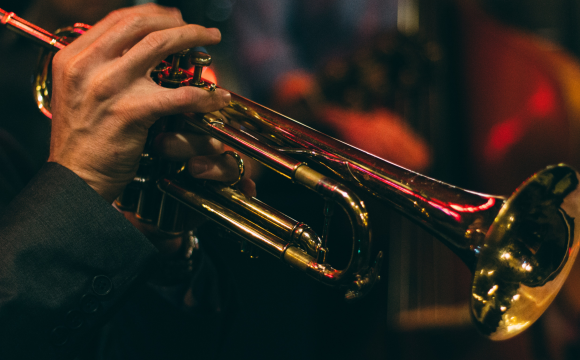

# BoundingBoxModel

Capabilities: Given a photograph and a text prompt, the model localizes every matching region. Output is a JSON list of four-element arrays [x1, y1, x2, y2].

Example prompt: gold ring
[[223, 151, 245, 187]]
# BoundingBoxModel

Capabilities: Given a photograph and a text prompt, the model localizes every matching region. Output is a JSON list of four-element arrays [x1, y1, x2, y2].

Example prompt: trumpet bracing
[[2, 8, 580, 341]]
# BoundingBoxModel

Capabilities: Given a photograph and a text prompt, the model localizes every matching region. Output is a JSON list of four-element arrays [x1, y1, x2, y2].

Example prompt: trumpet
[[2, 9, 580, 341]]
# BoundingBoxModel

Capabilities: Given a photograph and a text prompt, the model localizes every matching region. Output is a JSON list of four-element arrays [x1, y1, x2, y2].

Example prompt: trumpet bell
[[2, 7, 579, 340], [471, 165, 580, 340]]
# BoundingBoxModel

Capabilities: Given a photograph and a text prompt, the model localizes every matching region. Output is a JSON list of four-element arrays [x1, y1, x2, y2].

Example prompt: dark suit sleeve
[[0, 162, 159, 359]]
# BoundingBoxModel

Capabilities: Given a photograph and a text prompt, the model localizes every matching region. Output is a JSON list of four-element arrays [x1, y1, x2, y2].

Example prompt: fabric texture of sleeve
[[0, 162, 159, 359]]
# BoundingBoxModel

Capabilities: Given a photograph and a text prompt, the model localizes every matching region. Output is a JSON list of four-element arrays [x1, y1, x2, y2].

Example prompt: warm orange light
[[201, 67, 217, 84]]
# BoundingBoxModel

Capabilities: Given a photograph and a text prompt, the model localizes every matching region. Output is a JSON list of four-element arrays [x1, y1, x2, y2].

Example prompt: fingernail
[[221, 90, 231, 105], [189, 159, 208, 175]]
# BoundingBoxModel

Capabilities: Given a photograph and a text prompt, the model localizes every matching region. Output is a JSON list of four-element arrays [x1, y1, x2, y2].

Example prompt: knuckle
[[121, 14, 147, 32], [165, 6, 184, 21], [87, 73, 116, 101], [172, 8, 184, 22], [171, 12, 186, 26], [143, 32, 167, 53], [193, 93, 217, 113], [203, 93, 227, 113], [142, 2, 162, 10], [149, 3, 181, 16], [51, 51, 66, 74], [180, 89, 221, 113], [162, 13, 186, 29], [104, 9, 125, 24], [59, 54, 85, 83], [185, 24, 202, 37]]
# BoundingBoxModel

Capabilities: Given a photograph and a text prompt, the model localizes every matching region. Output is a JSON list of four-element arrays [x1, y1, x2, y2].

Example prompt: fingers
[[156, 133, 255, 196], [238, 178, 257, 198], [189, 150, 250, 181], [88, 13, 187, 60], [188, 154, 239, 183], [154, 132, 223, 160], [188, 153, 255, 197], [53, 2, 228, 130], [139, 85, 231, 121], [59, 4, 219, 89], [120, 24, 221, 76], [47, 3, 233, 203], [65, 3, 182, 56]]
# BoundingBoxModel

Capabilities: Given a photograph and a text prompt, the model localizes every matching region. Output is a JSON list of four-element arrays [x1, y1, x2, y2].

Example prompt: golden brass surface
[[221, 151, 245, 187], [2, 8, 580, 340]]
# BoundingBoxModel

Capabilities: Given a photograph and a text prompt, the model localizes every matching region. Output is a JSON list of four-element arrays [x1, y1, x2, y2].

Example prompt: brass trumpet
[[2, 9, 580, 341]]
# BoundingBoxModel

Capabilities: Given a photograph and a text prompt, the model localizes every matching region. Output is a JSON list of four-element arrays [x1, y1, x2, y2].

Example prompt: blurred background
[[3, 0, 580, 359]]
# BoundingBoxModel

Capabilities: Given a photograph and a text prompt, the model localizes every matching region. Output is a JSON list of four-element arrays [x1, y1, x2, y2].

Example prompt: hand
[[124, 132, 256, 255], [48, 3, 231, 202], [155, 132, 256, 196]]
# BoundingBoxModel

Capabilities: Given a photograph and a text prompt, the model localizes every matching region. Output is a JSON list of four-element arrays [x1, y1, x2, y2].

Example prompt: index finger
[[64, 3, 183, 56], [118, 24, 221, 77], [154, 132, 223, 160]]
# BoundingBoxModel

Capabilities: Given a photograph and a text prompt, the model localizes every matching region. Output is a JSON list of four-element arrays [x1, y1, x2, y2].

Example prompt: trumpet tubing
[[2, 8, 580, 341]]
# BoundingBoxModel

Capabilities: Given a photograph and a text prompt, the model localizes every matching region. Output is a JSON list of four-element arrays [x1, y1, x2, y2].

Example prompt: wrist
[[48, 156, 129, 203]]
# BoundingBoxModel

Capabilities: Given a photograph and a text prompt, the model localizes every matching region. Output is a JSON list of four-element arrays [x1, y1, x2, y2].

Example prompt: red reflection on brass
[[40, 106, 52, 119], [449, 197, 496, 213], [356, 166, 461, 221], [426, 200, 461, 222]]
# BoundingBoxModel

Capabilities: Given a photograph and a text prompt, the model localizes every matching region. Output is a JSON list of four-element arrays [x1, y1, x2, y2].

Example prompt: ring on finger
[[222, 151, 245, 187]]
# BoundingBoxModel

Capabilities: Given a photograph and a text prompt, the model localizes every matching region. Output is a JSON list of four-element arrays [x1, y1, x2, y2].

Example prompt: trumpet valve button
[[169, 48, 190, 79], [158, 49, 192, 88], [189, 51, 212, 86]]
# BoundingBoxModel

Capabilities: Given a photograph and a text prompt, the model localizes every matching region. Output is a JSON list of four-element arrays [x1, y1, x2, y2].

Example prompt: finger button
[[189, 51, 212, 67], [92, 275, 113, 296], [80, 295, 100, 314], [189, 51, 212, 86]]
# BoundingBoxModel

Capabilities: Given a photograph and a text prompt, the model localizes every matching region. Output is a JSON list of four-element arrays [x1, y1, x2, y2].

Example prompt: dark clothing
[[0, 162, 158, 359], [0, 129, 36, 208]]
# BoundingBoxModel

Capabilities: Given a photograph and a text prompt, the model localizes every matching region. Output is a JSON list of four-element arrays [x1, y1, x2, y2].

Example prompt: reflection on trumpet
[[2, 9, 576, 341]]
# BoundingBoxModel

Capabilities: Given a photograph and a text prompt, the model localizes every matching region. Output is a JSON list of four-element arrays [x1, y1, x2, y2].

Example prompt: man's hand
[[48, 4, 232, 202], [137, 133, 256, 255]]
